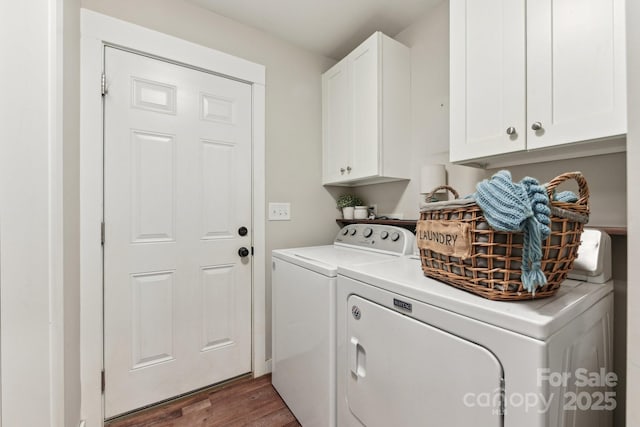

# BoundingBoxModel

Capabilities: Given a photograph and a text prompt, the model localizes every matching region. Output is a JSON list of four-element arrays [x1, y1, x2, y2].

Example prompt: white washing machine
[[272, 224, 416, 427], [337, 229, 614, 427]]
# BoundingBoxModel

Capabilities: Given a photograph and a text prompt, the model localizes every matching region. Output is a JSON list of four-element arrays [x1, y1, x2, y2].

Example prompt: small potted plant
[[336, 194, 364, 219]]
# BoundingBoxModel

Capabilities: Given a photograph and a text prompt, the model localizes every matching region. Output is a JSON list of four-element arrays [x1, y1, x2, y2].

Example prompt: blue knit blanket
[[475, 171, 552, 293]]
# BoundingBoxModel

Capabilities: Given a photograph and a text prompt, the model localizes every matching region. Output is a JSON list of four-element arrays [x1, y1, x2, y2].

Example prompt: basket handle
[[545, 172, 589, 205], [425, 185, 460, 201]]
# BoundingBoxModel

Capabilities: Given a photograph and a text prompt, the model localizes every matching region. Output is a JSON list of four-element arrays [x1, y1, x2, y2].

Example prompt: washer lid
[[272, 245, 399, 277], [338, 257, 613, 340]]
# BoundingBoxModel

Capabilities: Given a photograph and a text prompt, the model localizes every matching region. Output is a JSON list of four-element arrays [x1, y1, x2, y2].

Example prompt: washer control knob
[[380, 231, 389, 240], [391, 232, 400, 242], [350, 229, 357, 236], [342, 228, 349, 236], [363, 227, 373, 238]]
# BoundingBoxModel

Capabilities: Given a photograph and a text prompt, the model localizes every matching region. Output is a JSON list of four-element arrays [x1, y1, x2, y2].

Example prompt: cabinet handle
[[531, 122, 543, 131], [506, 127, 517, 135], [346, 166, 352, 173], [340, 168, 345, 174]]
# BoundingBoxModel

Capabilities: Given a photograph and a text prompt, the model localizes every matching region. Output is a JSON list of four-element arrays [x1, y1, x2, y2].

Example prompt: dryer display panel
[[346, 295, 504, 426]]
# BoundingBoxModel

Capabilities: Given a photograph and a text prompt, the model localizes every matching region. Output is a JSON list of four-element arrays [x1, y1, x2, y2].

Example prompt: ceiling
[[188, 0, 443, 59]]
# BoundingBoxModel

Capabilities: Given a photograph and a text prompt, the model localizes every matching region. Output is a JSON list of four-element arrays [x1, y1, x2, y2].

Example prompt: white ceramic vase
[[354, 206, 368, 219], [342, 206, 355, 219]]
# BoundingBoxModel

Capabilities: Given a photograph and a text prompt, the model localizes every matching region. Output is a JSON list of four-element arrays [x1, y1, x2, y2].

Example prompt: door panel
[[200, 264, 235, 351], [201, 139, 235, 239], [350, 37, 379, 179], [450, 0, 526, 162], [526, 0, 626, 149], [322, 60, 351, 184], [103, 46, 252, 417], [130, 271, 175, 368], [130, 130, 176, 243], [346, 295, 503, 426]]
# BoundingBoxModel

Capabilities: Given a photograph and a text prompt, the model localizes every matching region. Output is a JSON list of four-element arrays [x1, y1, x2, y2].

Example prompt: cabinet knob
[[506, 127, 517, 135], [340, 168, 345, 174], [531, 122, 543, 131], [346, 166, 352, 173]]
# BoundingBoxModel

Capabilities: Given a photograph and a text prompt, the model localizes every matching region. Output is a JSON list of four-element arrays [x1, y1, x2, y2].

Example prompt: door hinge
[[101, 221, 105, 245], [251, 246, 254, 256], [101, 72, 107, 96], [101, 370, 105, 393]]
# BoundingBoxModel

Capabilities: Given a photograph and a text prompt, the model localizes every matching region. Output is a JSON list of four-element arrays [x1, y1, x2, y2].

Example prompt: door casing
[[80, 9, 266, 426]]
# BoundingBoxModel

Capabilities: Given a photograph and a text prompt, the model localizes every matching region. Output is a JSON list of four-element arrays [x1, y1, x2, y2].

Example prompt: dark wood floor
[[105, 374, 301, 427]]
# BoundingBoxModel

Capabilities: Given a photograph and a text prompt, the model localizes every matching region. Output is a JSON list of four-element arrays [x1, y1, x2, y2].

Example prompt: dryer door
[[347, 295, 503, 426]]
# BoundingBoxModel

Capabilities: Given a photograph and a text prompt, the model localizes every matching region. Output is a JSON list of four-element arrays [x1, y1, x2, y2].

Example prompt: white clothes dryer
[[272, 224, 415, 427], [337, 229, 614, 427]]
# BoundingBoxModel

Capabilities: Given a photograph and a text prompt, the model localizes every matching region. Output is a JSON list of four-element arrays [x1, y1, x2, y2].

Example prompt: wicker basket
[[418, 172, 590, 301]]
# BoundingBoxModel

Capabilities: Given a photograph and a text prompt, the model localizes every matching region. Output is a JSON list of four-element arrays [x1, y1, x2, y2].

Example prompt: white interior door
[[103, 46, 253, 418]]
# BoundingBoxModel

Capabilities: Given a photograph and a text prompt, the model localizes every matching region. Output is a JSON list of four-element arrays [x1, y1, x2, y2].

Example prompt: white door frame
[[79, 9, 266, 426]]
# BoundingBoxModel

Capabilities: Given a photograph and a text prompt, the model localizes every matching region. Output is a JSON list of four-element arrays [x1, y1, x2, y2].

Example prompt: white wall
[[0, 3, 52, 425], [626, 0, 640, 425], [487, 153, 626, 227], [353, 2, 490, 218], [353, 1, 458, 219], [63, 1, 82, 426], [0, 0, 81, 425], [80, 0, 337, 360]]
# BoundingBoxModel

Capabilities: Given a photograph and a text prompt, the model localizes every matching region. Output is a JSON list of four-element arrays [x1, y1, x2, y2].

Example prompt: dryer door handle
[[350, 337, 366, 378]]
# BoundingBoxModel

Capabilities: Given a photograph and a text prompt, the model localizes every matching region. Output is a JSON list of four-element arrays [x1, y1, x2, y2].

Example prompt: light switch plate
[[268, 202, 291, 221]]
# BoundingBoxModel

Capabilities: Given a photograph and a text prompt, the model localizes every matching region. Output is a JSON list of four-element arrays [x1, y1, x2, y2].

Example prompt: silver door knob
[[506, 127, 517, 135], [346, 166, 352, 173], [340, 167, 345, 174], [531, 122, 543, 131]]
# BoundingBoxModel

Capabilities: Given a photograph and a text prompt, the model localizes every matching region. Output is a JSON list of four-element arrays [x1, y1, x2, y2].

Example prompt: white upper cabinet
[[450, 0, 626, 165], [322, 32, 410, 186], [450, 0, 527, 162], [323, 60, 351, 184], [526, 0, 626, 150]]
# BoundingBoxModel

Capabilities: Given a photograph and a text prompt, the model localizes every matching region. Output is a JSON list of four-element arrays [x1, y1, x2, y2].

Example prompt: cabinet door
[[526, 0, 626, 150], [450, 0, 527, 163], [349, 35, 380, 180], [322, 60, 351, 184]]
